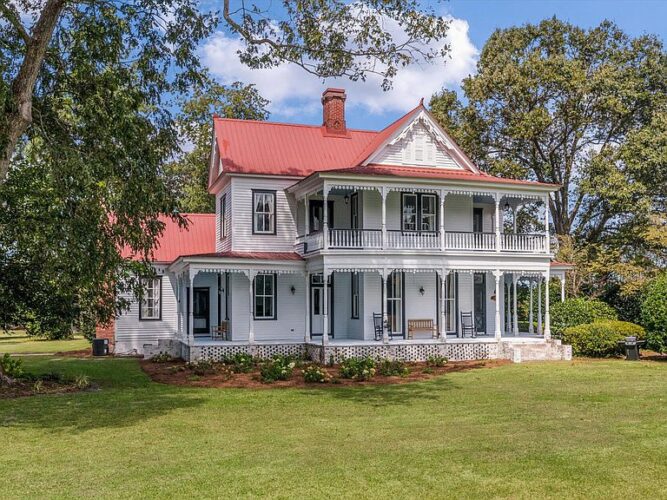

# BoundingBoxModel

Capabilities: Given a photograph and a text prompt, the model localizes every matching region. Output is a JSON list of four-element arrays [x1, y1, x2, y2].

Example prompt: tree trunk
[[0, 0, 66, 183]]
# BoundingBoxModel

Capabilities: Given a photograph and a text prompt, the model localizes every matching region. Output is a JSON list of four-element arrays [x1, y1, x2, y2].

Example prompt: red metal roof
[[122, 214, 216, 263], [324, 164, 560, 188], [551, 261, 574, 268], [180, 251, 304, 261]]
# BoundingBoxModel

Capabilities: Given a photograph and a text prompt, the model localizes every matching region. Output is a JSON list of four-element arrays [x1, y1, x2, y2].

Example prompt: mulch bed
[[140, 359, 510, 389], [0, 379, 92, 399]]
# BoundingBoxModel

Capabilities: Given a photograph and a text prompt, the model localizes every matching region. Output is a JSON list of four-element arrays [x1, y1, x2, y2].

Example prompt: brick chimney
[[321, 88, 347, 135]]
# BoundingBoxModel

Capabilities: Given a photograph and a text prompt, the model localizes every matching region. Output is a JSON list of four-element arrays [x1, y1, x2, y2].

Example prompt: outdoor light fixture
[[419, 286, 425, 296], [290, 285, 296, 295], [504, 202, 510, 211], [490, 293, 497, 302], [344, 194, 350, 205]]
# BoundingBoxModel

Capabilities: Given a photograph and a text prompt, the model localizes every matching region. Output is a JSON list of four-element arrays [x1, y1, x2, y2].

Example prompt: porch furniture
[[373, 313, 384, 341], [461, 312, 477, 338], [211, 321, 229, 341], [407, 319, 437, 339]]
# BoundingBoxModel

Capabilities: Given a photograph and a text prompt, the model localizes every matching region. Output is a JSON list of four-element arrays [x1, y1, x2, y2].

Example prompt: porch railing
[[444, 231, 496, 251], [329, 228, 382, 249], [386, 230, 440, 249], [300, 230, 324, 253], [501, 233, 546, 252]]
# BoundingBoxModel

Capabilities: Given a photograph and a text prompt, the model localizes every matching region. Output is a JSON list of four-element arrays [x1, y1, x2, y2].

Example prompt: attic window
[[402, 127, 436, 166]]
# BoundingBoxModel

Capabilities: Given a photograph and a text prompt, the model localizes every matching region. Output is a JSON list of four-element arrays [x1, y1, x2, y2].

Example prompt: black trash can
[[92, 338, 109, 356], [618, 336, 644, 361]]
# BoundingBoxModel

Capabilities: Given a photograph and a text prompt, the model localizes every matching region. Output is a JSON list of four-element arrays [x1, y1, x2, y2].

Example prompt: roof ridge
[[214, 116, 378, 134]]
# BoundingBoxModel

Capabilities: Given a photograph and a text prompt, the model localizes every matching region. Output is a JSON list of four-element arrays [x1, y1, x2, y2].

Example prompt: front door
[[473, 274, 486, 334], [386, 272, 403, 337], [310, 275, 333, 338], [193, 288, 210, 335], [309, 200, 334, 233]]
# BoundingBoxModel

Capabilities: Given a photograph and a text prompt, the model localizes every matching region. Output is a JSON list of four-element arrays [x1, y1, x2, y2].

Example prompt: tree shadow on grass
[[298, 376, 459, 407]]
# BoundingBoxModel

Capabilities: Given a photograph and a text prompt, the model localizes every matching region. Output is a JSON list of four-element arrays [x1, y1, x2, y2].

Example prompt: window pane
[[403, 195, 417, 231]]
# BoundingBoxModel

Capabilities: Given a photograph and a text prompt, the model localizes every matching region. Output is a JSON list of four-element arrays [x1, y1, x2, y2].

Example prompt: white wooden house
[[108, 88, 572, 363]]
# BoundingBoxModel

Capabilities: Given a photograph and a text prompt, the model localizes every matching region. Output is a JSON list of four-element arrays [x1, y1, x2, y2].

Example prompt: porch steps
[[502, 339, 572, 363]]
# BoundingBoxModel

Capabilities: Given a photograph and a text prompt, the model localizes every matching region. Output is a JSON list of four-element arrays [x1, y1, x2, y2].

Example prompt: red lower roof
[[122, 214, 216, 263], [180, 251, 303, 261]]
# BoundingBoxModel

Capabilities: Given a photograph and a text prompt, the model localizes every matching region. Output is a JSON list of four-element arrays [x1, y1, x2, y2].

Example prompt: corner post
[[188, 269, 195, 345], [304, 194, 310, 235], [381, 268, 389, 343], [439, 269, 448, 340], [544, 270, 551, 340], [322, 185, 330, 250], [439, 190, 446, 251], [381, 186, 387, 250], [528, 278, 534, 334], [304, 271, 310, 342], [537, 278, 543, 335], [495, 193, 501, 252], [322, 268, 330, 345], [494, 270, 502, 340], [512, 274, 519, 335], [247, 270, 257, 344]]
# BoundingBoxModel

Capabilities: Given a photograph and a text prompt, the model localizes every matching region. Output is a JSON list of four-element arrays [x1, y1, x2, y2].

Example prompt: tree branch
[[0, 2, 31, 44]]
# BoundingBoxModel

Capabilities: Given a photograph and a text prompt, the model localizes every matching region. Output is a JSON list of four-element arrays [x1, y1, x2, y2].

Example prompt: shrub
[[641, 273, 667, 353], [0, 353, 24, 379], [551, 298, 617, 337], [339, 357, 376, 381], [426, 355, 447, 367], [186, 359, 218, 376], [562, 320, 645, 357], [302, 364, 330, 383], [377, 359, 409, 377], [74, 374, 91, 389], [151, 352, 174, 363], [260, 355, 296, 383], [223, 353, 255, 373]]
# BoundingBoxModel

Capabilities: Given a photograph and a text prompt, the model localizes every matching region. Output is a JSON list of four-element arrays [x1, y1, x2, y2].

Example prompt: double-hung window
[[219, 194, 227, 239], [254, 273, 276, 320], [401, 193, 437, 232], [252, 190, 276, 234], [351, 273, 360, 319], [139, 277, 162, 320]]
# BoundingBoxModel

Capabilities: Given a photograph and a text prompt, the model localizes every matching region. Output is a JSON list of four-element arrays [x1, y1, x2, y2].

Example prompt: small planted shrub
[[339, 357, 376, 381], [551, 298, 617, 337], [74, 374, 91, 389], [151, 352, 174, 363], [223, 353, 255, 373], [641, 273, 667, 353], [562, 320, 645, 357], [302, 364, 330, 383], [377, 359, 409, 377], [426, 355, 448, 367], [260, 355, 296, 383], [0, 353, 24, 379], [186, 359, 218, 376]]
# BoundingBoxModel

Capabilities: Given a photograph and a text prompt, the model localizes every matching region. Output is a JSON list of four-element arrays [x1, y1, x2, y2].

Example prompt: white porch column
[[544, 195, 550, 254], [544, 271, 551, 339], [439, 269, 447, 340], [381, 268, 389, 343], [304, 194, 310, 235], [528, 279, 534, 334], [505, 278, 511, 334], [537, 278, 543, 335], [494, 270, 502, 340], [560, 275, 566, 302], [381, 186, 387, 250], [322, 268, 330, 345], [439, 190, 446, 251], [304, 272, 310, 342], [188, 270, 194, 345], [247, 270, 256, 343], [495, 193, 501, 252], [322, 186, 329, 250], [512, 274, 519, 335]]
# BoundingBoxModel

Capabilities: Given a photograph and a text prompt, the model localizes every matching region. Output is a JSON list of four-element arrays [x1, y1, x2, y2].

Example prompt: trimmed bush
[[186, 359, 218, 376], [562, 320, 645, 357], [551, 298, 617, 337], [222, 353, 255, 373], [426, 355, 447, 367], [260, 355, 296, 383], [339, 357, 376, 381], [302, 364, 330, 383], [377, 359, 409, 377], [641, 273, 667, 353]]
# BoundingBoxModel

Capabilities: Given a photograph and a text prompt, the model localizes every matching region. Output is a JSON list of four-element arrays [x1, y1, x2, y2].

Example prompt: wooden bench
[[407, 319, 437, 339]]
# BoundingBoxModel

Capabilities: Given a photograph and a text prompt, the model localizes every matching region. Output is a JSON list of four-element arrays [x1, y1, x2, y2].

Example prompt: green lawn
[[0, 331, 89, 354], [1, 357, 666, 498]]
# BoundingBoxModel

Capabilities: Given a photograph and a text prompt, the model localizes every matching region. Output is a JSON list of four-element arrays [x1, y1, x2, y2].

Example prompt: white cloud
[[202, 15, 478, 121]]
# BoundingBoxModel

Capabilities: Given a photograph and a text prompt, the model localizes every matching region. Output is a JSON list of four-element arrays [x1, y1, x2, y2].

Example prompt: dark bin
[[92, 338, 109, 356], [618, 336, 645, 361]]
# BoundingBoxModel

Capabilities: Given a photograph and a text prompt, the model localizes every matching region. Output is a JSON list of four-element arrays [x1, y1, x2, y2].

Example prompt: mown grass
[[0, 331, 89, 354], [0, 357, 666, 498]]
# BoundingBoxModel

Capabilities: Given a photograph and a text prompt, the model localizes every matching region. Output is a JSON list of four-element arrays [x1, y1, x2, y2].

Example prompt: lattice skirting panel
[[310, 342, 500, 364], [191, 343, 305, 362]]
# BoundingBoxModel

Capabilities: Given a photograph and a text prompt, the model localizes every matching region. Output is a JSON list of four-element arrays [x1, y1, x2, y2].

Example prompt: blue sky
[[202, 0, 666, 131]]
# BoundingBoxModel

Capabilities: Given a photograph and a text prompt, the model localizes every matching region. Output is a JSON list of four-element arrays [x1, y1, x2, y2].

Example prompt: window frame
[[351, 272, 360, 319], [350, 192, 359, 230], [253, 273, 277, 320], [139, 276, 162, 321], [252, 189, 277, 235], [401, 192, 438, 233], [219, 194, 227, 240]]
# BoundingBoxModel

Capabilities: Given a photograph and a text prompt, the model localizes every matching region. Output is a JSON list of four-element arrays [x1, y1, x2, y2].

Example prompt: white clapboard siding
[[115, 274, 178, 354], [457, 273, 473, 336], [363, 272, 382, 340], [445, 195, 473, 232], [229, 272, 305, 342], [485, 272, 496, 335], [403, 273, 438, 339], [362, 190, 381, 229], [215, 183, 232, 253], [230, 177, 298, 252], [374, 122, 461, 169]]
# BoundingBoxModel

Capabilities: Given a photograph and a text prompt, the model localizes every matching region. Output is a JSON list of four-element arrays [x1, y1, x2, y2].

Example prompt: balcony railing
[[298, 229, 549, 254], [445, 231, 496, 251]]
